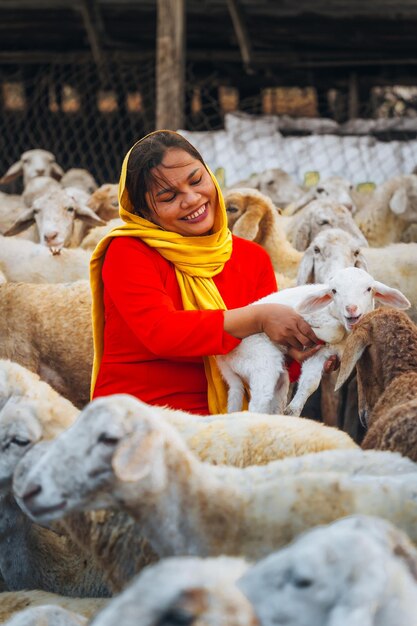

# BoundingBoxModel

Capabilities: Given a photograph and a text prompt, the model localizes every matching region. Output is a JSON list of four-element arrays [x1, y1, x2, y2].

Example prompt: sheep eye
[[318, 220, 329, 226], [332, 288, 337, 294], [112, 201, 119, 208], [354, 250, 360, 256], [97, 433, 120, 446], [156, 609, 194, 626], [313, 246, 321, 254], [33, 208, 40, 215], [11, 437, 31, 447], [316, 187, 324, 193], [226, 206, 239, 214], [66, 206, 75, 213], [367, 287, 372, 292], [293, 577, 313, 588]]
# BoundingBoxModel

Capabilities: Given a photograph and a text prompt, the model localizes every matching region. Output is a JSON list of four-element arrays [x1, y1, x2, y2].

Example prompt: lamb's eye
[[354, 250, 360, 256], [33, 208, 40, 215], [314, 246, 321, 254], [66, 206, 75, 213], [318, 220, 329, 226], [156, 609, 194, 626], [226, 205, 239, 214], [316, 187, 324, 193], [293, 577, 313, 588], [11, 437, 31, 447], [332, 288, 337, 294], [367, 287, 372, 292], [97, 433, 120, 446]]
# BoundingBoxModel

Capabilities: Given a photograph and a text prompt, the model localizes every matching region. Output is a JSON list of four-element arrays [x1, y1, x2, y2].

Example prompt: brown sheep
[[335, 308, 417, 460], [223, 187, 301, 285], [87, 184, 119, 222]]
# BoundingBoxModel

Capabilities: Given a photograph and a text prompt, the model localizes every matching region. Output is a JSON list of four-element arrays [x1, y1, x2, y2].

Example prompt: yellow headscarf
[[90, 131, 233, 414]]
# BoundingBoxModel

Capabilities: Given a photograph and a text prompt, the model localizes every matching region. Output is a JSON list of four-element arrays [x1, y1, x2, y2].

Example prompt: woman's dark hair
[[125, 131, 206, 219]]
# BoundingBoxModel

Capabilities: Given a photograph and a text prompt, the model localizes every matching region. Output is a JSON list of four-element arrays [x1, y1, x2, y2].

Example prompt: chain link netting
[[2, 58, 417, 191]]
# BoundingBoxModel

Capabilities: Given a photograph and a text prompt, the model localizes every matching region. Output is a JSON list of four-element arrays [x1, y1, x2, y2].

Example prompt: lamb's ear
[[74, 203, 106, 226], [230, 203, 264, 240], [373, 281, 411, 309], [296, 248, 315, 285], [297, 287, 333, 314], [389, 186, 408, 215], [112, 429, 164, 483], [3, 208, 35, 236], [335, 329, 370, 390], [293, 220, 312, 252], [0, 160, 23, 184], [282, 189, 315, 216], [50, 162, 64, 180]]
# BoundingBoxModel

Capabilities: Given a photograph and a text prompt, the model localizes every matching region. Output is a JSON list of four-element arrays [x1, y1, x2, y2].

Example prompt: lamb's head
[[292, 201, 368, 251], [387, 175, 417, 223], [297, 267, 410, 331], [61, 168, 98, 194], [223, 187, 278, 239], [284, 177, 356, 216], [91, 557, 256, 626], [87, 183, 119, 221], [238, 516, 402, 626], [297, 229, 368, 285], [13, 395, 173, 523], [0, 149, 64, 187], [4, 186, 105, 253]]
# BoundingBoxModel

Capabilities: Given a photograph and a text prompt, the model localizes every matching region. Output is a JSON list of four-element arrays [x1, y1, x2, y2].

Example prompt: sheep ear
[[75, 204, 106, 226], [297, 288, 333, 314], [282, 189, 315, 216], [112, 429, 164, 482], [231, 204, 264, 240], [50, 163, 64, 180], [335, 330, 370, 390], [296, 248, 315, 285], [3, 208, 35, 236], [0, 160, 23, 184], [389, 186, 408, 215], [354, 252, 368, 271], [373, 281, 411, 309], [293, 220, 312, 251]]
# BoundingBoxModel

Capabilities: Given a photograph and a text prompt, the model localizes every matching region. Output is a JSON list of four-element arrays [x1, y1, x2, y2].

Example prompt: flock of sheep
[[0, 149, 417, 624]]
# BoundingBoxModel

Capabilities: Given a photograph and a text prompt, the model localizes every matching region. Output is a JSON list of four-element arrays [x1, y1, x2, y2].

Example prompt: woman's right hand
[[258, 303, 320, 351]]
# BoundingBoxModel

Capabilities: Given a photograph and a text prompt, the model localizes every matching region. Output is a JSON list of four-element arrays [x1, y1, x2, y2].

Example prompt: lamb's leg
[[248, 373, 283, 414], [271, 370, 290, 414], [216, 359, 246, 413], [284, 350, 330, 417]]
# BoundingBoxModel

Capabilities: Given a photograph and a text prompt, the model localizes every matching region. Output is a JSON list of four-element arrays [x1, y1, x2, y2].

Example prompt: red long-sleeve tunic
[[93, 234, 299, 414]]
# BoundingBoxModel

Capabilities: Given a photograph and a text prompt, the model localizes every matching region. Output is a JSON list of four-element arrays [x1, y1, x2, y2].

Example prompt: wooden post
[[348, 72, 360, 119], [156, 0, 186, 130]]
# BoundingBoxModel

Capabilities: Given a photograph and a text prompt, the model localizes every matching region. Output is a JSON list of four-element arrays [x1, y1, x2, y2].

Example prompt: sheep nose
[[36, 169, 45, 176], [44, 231, 58, 243], [22, 483, 42, 504], [346, 304, 358, 315]]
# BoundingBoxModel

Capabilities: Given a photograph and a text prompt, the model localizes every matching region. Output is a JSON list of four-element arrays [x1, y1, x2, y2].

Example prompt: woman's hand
[[259, 304, 320, 351]]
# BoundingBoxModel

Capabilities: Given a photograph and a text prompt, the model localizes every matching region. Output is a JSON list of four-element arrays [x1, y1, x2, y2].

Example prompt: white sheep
[[80, 218, 123, 250], [283, 176, 356, 216], [0, 150, 64, 188], [4, 187, 105, 254], [0, 592, 106, 624], [354, 174, 417, 246], [61, 169, 98, 194], [14, 394, 417, 562], [216, 267, 410, 416], [0, 236, 90, 283], [238, 515, 417, 626], [90, 556, 255, 626]]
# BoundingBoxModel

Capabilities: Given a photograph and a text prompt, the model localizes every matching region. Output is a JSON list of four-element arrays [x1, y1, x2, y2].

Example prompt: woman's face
[[145, 148, 217, 236]]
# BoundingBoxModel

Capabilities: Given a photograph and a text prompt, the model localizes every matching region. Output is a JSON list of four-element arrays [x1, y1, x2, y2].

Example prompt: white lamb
[[0, 150, 64, 188], [217, 267, 410, 416]]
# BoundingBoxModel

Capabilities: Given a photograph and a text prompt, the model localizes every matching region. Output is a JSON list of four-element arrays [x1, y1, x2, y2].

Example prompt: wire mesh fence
[[2, 57, 417, 192]]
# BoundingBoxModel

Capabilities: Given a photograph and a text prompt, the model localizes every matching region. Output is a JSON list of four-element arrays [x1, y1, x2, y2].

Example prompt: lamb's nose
[[346, 304, 358, 315], [22, 483, 42, 504], [44, 231, 58, 243], [36, 169, 45, 176]]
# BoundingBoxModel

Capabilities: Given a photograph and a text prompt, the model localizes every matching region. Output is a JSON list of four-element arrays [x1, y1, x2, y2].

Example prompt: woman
[[90, 130, 324, 415]]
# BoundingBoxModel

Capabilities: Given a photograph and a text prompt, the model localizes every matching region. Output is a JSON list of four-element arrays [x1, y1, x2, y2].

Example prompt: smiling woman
[[89, 130, 323, 415]]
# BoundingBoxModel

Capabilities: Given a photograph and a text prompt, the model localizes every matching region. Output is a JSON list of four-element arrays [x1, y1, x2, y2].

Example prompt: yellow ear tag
[[304, 171, 320, 187], [356, 182, 376, 193], [214, 167, 226, 190]]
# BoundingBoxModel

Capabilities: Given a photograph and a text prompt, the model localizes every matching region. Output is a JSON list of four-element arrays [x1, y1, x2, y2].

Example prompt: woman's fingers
[[287, 345, 322, 363], [296, 320, 320, 346]]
